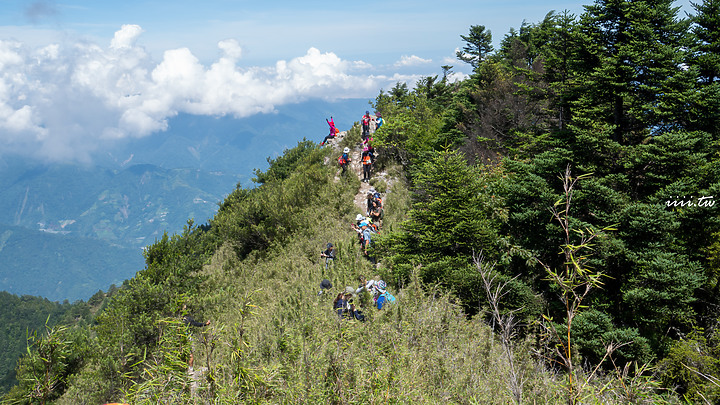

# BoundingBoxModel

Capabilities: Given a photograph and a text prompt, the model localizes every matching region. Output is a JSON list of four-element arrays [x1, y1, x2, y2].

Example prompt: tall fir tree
[[574, 0, 692, 142]]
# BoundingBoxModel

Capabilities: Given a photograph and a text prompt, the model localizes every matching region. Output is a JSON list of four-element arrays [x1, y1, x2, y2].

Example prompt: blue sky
[[2, 0, 595, 65], [0, 0, 695, 162]]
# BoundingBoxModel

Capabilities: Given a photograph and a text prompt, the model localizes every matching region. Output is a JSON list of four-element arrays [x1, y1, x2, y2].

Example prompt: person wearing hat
[[333, 287, 364, 320], [318, 278, 333, 296], [360, 221, 373, 256], [374, 280, 396, 310], [375, 112, 384, 130], [351, 214, 366, 246], [366, 191, 376, 215], [361, 111, 372, 139], [361, 146, 373, 183], [339, 147, 351, 173], [320, 242, 335, 268]]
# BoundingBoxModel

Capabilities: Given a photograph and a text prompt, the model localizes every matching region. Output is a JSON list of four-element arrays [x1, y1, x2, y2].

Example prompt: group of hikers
[[324, 111, 384, 183], [319, 276, 396, 321], [351, 190, 383, 256], [317, 110, 395, 320]]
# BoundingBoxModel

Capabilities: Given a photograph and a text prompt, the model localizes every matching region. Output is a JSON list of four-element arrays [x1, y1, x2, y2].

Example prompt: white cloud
[[0, 25, 393, 162], [394, 54, 432, 67], [110, 24, 143, 50]]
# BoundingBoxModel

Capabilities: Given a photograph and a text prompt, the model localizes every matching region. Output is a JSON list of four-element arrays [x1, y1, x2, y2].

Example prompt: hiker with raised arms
[[320, 116, 338, 146]]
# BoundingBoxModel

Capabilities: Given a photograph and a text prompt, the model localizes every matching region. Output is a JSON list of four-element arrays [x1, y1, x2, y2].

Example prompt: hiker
[[369, 192, 383, 225], [356, 275, 377, 295], [361, 147, 373, 183], [352, 214, 366, 245], [374, 280, 396, 310], [361, 111, 372, 139], [318, 278, 333, 296], [373, 192, 383, 209], [366, 191, 376, 215], [362, 132, 373, 147], [369, 204, 382, 228], [360, 221, 374, 256], [338, 147, 351, 173], [181, 304, 210, 371], [320, 242, 335, 268], [351, 221, 364, 246], [321, 116, 339, 146], [375, 113, 384, 130], [333, 287, 364, 320]]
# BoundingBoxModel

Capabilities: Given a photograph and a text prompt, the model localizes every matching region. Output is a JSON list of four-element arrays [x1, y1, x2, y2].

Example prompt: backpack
[[383, 292, 396, 304], [335, 127, 340, 134], [338, 155, 347, 166], [368, 222, 379, 233]]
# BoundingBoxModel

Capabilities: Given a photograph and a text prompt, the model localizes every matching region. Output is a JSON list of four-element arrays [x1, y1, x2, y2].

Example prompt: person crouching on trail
[[374, 280, 396, 310], [321, 116, 339, 146], [338, 147, 351, 173], [320, 242, 335, 269], [361, 147, 373, 183], [333, 287, 364, 321]]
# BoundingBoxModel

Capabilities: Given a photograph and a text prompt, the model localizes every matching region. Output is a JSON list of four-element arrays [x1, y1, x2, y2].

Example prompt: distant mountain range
[[0, 98, 372, 301]]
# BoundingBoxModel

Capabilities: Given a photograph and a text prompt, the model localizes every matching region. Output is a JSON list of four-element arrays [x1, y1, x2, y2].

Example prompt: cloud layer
[[0, 25, 419, 162]]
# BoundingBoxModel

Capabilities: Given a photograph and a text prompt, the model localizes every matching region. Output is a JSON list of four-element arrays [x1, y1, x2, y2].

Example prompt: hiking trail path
[[327, 119, 393, 215]]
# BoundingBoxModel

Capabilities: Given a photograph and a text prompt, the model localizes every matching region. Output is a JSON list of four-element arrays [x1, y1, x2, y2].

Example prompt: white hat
[[355, 214, 364, 221], [343, 147, 350, 153]]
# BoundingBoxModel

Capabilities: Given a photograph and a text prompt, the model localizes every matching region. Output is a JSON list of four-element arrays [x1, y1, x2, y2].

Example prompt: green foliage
[[375, 150, 516, 315], [371, 92, 446, 167], [457, 25, 494, 69], [215, 145, 355, 259], [0, 293, 101, 397], [575, 0, 692, 140], [658, 328, 720, 403], [572, 309, 652, 366], [689, 0, 720, 85], [252, 139, 318, 184], [7, 4, 720, 402], [3, 323, 92, 405], [122, 318, 195, 404]]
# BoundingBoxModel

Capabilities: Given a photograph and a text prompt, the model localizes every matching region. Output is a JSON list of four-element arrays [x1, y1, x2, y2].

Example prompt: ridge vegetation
[[3, 0, 720, 403]]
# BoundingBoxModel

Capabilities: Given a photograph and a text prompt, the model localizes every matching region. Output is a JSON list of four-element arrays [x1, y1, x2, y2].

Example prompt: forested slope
[[3, 0, 720, 403]]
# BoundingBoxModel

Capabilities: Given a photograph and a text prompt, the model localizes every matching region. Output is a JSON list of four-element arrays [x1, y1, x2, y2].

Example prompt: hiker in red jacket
[[361, 111, 371, 140]]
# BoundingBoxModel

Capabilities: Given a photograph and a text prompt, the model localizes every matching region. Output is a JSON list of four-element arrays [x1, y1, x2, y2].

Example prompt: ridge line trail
[[328, 120, 391, 215]]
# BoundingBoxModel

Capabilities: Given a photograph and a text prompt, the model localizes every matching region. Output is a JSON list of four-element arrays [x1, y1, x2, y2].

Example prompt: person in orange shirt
[[361, 146, 373, 182]]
